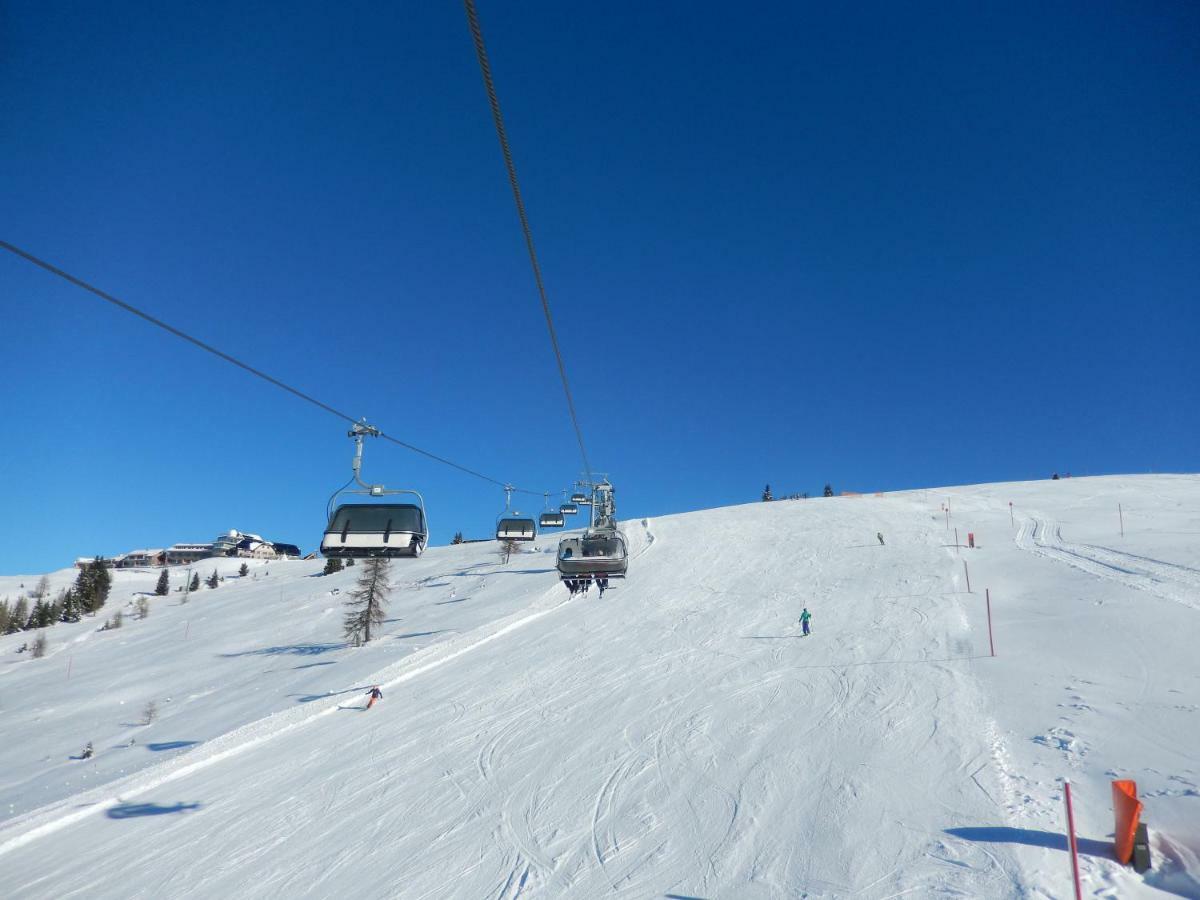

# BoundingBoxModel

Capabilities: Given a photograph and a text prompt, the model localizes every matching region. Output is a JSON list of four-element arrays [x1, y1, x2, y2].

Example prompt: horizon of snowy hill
[[1, 474, 1198, 898]]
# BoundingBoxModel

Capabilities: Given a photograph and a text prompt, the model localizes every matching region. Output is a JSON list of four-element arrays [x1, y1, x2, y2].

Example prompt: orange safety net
[[1112, 779, 1143, 864]]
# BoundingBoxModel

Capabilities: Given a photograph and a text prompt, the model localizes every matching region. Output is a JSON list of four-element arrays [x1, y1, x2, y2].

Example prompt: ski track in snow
[[1016, 514, 1200, 611]]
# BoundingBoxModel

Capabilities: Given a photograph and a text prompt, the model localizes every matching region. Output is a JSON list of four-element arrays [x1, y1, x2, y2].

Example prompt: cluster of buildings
[[76, 530, 304, 569]]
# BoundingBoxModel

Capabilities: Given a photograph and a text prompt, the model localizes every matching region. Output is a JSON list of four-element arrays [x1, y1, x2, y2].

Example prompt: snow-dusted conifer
[[155, 569, 169, 596], [9, 598, 28, 632], [343, 557, 391, 646]]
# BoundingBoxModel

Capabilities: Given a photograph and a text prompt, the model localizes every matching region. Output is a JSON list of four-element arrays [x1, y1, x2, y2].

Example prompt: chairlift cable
[[462, 0, 594, 486], [1, 239, 547, 496]]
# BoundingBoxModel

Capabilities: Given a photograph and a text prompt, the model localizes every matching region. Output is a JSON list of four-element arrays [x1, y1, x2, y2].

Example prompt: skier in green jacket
[[799, 608, 812, 636]]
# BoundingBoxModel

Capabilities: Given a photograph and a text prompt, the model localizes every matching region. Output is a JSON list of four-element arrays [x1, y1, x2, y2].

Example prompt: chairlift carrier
[[495, 485, 537, 542], [321, 422, 428, 558]]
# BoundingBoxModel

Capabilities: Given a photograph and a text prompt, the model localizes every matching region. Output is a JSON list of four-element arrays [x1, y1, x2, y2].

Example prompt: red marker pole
[[985, 589, 995, 656], [1063, 780, 1084, 900], [963, 559, 971, 593]]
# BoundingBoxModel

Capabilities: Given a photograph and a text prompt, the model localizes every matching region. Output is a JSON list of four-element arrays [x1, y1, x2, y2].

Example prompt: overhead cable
[[462, 0, 594, 485], [1, 239, 546, 496]]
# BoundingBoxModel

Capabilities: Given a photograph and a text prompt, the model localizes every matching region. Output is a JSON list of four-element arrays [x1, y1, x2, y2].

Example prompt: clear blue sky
[[3, 1, 1197, 573]]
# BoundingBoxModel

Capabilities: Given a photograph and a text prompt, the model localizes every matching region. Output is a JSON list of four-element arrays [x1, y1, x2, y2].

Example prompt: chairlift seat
[[539, 512, 565, 528], [496, 517, 537, 542], [321, 503, 427, 558], [556, 530, 628, 579]]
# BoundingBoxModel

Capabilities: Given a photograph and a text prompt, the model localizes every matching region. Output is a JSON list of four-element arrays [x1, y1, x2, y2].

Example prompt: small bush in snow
[[323, 558, 343, 575], [135, 597, 151, 620], [239, 563, 249, 577], [206, 570, 219, 590], [31, 632, 47, 658], [142, 701, 158, 725]]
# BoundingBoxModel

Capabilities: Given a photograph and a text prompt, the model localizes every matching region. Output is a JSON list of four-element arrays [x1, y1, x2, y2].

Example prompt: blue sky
[[2, 1, 1197, 573]]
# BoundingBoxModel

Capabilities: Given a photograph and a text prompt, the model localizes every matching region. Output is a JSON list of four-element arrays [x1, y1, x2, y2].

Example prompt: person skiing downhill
[[799, 608, 812, 636], [365, 686, 383, 710]]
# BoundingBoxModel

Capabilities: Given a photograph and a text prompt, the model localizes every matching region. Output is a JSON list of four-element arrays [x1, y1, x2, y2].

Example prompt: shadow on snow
[[220, 642, 345, 658], [107, 801, 202, 819], [945, 826, 1111, 858]]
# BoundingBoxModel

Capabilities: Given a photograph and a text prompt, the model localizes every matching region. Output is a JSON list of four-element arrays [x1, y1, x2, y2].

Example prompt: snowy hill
[[1, 475, 1198, 898]]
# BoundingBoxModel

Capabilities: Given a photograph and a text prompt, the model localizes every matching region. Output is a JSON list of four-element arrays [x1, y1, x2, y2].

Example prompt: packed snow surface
[[1, 475, 1198, 898]]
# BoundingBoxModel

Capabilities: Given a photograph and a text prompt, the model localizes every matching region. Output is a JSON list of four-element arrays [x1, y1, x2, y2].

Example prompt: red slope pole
[[1064, 780, 1084, 900], [985, 589, 995, 656]]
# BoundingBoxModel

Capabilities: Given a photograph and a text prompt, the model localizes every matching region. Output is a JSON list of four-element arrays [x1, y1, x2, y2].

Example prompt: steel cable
[[462, 0, 594, 486], [1, 239, 547, 496]]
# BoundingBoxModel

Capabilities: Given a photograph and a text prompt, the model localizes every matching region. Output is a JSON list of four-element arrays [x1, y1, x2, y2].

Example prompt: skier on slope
[[365, 686, 383, 710], [799, 608, 812, 636], [81, 741, 94, 760], [877, 532, 885, 546]]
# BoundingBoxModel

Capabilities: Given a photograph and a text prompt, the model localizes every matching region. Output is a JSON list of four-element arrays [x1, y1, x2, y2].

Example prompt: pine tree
[[29, 600, 55, 629], [155, 569, 170, 596], [0, 600, 9, 635], [345, 558, 355, 567], [451, 532, 465, 545], [206, 569, 219, 589], [823, 483, 834, 498], [31, 632, 48, 658], [323, 558, 344, 576], [343, 558, 392, 646], [238, 563, 249, 577], [74, 559, 112, 613], [59, 588, 82, 623], [762, 484, 773, 502], [499, 539, 519, 565], [10, 598, 29, 633], [190, 572, 200, 592]]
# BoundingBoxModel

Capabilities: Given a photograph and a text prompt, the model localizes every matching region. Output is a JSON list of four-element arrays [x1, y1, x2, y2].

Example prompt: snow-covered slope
[[1, 475, 1197, 898]]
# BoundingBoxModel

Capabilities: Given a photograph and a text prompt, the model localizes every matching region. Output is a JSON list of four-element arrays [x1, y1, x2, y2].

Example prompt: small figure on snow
[[799, 608, 812, 637], [365, 685, 383, 710], [877, 532, 885, 546], [81, 741, 94, 760], [597, 577, 609, 597]]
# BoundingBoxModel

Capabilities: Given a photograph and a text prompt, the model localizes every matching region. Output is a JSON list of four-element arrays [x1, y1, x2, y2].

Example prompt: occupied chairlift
[[495, 485, 537, 542], [321, 421, 428, 558], [557, 479, 629, 583]]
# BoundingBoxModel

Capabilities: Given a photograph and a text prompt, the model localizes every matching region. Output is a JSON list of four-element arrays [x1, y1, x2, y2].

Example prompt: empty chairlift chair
[[570, 492, 592, 507], [539, 510, 565, 528], [560, 503, 579, 516], [320, 420, 429, 559], [322, 502, 427, 558], [496, 515, 537, 542]]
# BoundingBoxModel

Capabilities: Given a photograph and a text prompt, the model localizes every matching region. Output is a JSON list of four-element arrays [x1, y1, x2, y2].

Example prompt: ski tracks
[[1017, 516, 1199, 611]]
